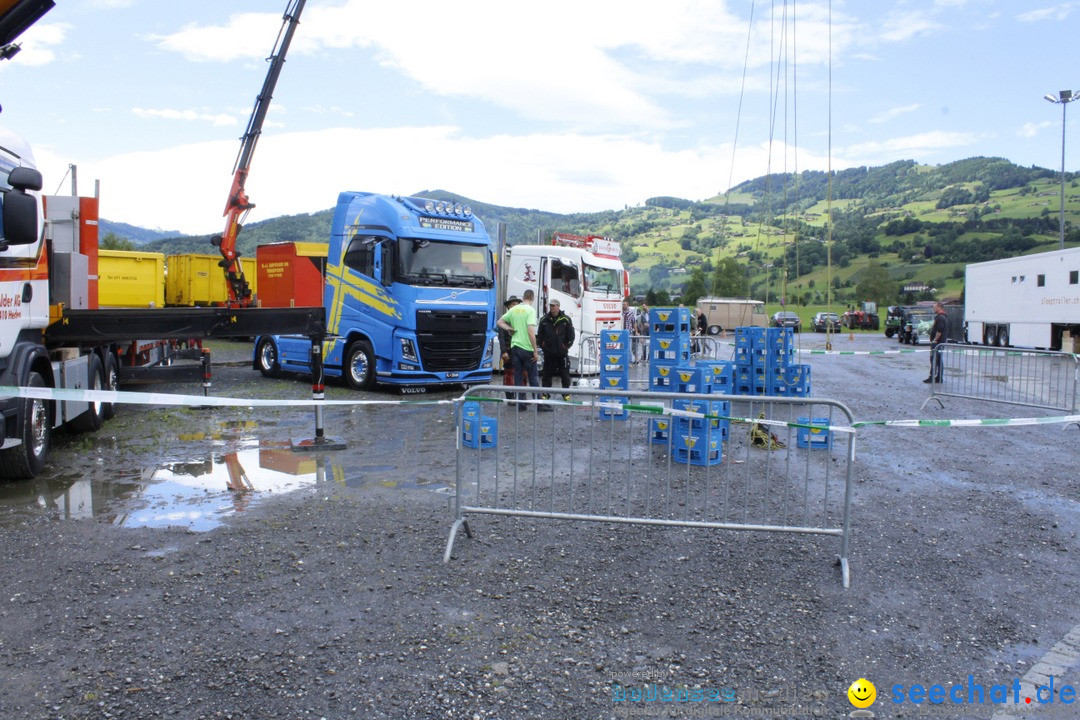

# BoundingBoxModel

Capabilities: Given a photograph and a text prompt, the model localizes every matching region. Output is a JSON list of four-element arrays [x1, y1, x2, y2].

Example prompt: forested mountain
[[119, 156, 1077, 307]]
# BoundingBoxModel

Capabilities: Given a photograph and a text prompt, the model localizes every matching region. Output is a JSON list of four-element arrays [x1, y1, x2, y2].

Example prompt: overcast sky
[[0, 0, 1077, 235]]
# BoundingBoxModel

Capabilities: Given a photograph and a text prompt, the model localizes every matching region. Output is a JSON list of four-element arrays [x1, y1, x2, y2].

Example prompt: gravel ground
[[0, 336, 1077, 719]]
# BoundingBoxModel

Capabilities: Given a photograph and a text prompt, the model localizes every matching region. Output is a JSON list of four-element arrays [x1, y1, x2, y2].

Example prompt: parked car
[[812, 312, 840, 332], [771, 311, 801, 332]]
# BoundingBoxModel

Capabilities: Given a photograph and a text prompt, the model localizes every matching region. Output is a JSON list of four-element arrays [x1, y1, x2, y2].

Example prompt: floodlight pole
[[1045, 90, 1078, 250]]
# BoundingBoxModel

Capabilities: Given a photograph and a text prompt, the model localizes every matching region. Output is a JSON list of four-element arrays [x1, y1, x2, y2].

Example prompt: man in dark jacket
[[924, 301, 947, 384], [537, 299, 575, 397]]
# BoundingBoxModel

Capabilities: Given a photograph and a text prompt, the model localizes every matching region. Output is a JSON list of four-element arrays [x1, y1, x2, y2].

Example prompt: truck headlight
[[400, 338, 418, 362]]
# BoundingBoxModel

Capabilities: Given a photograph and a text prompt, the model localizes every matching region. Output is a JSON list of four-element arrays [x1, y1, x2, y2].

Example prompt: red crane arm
[[213, 0, 306, 306]]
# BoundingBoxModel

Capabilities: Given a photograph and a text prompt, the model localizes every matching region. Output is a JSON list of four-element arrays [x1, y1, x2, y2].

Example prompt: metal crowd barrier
[[926, 343, 1079, 412], [445, 386, 858, 587]]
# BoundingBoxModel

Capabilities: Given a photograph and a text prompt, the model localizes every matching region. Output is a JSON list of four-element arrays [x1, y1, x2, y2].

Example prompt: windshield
[[582, 262, 623, 296], [397, 238, 493, 288]]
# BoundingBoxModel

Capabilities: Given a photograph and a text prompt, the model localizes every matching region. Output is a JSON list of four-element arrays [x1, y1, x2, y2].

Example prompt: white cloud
[[870, 104, 923, 124], [840, 131, 978, 162], [132, 108, 238, 127], [145, 1, 859, 132], [876, 11, 943, 42], [1017, 3, 1077, 22], [1019, 120, 1055, 138], [38, 125, 845, 235]]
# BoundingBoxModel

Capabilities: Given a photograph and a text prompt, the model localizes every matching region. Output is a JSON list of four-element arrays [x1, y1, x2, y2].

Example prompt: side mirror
[[2, 166, 42, 246], [9, 166, 43, 191]]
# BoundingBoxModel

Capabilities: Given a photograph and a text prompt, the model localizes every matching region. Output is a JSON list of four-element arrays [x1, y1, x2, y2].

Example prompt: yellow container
[[98, 249, 165, 308], [166, 253, 258, 306]]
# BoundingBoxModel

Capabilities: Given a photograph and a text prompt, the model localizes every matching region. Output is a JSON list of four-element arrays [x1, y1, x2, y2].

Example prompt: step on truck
[[253, 193, 498, 391]]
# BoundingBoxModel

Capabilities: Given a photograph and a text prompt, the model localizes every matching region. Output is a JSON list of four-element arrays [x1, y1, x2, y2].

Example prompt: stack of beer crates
[[598, 329, 630, 420], [668, 360, 732, 467], [647, 308, 691, 444], [731, 326, 811, 397]]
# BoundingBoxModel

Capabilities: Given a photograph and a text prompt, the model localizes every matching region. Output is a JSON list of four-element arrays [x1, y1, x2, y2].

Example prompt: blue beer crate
[[696, 360, 734, 392], [600, 372, 629, 391], [796, 416, 832, 449], [735, 327, 765, 349], [462, 400, 481, 421], [789, 378, 812, 397], [649, 363, 675, 391], [650, 307, 692, 335], [462, 415, 498, 449], [650, 334, 691, 362], [673, 398, 730, 432], [765, 326, 794, 351], [602, 329, 629, 351], [672, 431, 722, 466], [649, 417, 671, 445], [673, 365, 708, 394], [602, 351, 629, 373]]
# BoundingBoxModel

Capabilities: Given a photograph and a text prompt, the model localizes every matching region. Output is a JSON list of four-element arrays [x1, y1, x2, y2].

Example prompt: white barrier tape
[[797, 348, 929, 355], [11, 385, 1070, 434], [0, 385, 457, 409], [854, 414, 1080, 429], [716, 340, 931, 355]]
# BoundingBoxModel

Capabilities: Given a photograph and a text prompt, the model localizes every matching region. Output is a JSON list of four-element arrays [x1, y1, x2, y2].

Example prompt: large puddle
[[0, 421, 452, 531]]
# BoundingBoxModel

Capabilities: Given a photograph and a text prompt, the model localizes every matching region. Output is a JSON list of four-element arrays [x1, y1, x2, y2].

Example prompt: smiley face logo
[[848, 678, 876, 708]]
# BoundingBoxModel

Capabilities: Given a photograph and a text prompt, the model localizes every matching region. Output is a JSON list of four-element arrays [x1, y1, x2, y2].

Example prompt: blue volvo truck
[[254, 193, 497, 391]]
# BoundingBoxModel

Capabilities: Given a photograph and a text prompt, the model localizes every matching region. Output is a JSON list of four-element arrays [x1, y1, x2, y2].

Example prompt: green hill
[[128, 157, 1079, 309]]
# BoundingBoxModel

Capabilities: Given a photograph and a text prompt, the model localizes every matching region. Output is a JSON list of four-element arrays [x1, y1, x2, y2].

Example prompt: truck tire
[[256, 338, 281, 378], [885, 328, 895, 338], [69, 353, 106, 433], [0, 371, 52, 479], [344, 340, 375, 391], [102, 351, 118, 420]]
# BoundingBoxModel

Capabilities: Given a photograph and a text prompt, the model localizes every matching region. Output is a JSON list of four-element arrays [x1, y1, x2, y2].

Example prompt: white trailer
[[500, 234, 626, 374], [965, 247, 1080, 350]]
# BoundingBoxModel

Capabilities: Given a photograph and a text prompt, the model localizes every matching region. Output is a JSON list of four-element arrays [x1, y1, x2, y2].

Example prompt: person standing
[[622, 299, 639, 363], [497, 295, 520, 397], [497, 289, 548, 410], [924, 301, 947, 384], [537, 298, 575, 399]]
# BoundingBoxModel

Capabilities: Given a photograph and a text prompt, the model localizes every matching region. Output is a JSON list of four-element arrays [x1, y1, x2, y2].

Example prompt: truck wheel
[[707, 325, 722, 336], [0, 371, 52, 479], [102, 351, 118, 420], [70, 354, 106, 433], [256, 338, 281, 378], [885, 328, 895, 338], [344, 340, 375, 391]]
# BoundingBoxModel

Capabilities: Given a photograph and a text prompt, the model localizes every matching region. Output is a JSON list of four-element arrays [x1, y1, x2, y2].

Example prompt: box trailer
[[965, 247, 1080, 350]]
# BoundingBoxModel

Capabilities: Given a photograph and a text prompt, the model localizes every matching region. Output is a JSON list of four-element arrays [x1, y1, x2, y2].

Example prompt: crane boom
[[213, 0, 306, 306]]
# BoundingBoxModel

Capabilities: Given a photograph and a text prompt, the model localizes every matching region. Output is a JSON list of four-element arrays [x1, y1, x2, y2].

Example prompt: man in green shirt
[[497, 289, 549, 410]]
